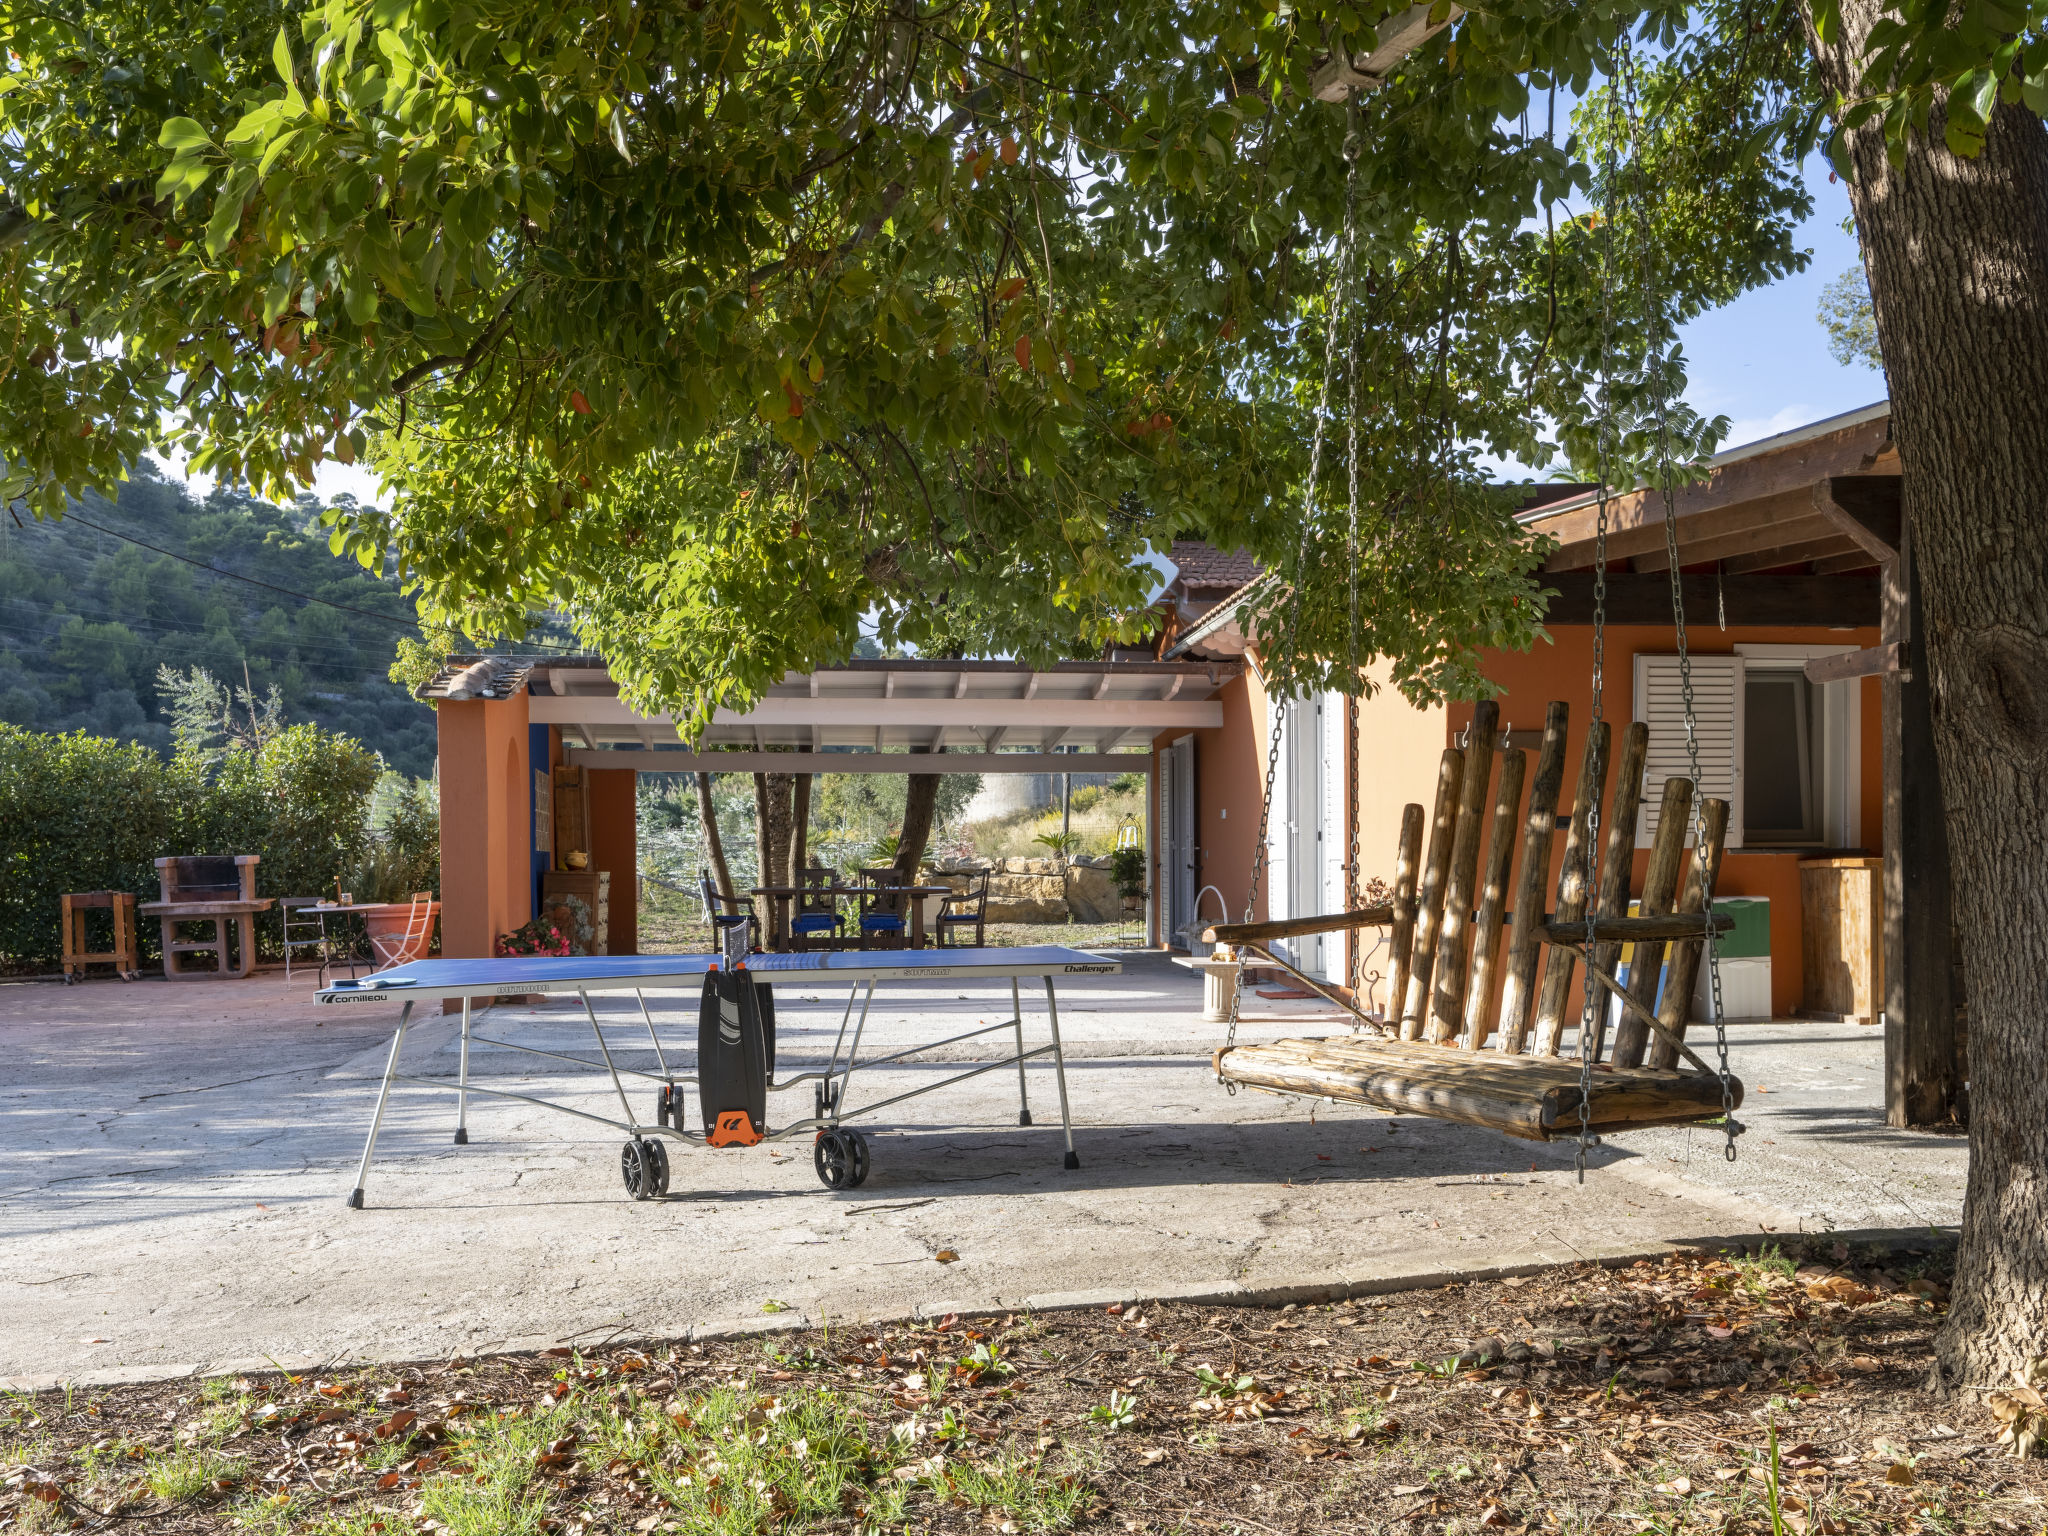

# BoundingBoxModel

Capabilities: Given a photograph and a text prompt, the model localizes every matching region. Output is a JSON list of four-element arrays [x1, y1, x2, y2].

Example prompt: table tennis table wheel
[[621, 1137, 670, 1200], [813, 1127, 870, 1190]]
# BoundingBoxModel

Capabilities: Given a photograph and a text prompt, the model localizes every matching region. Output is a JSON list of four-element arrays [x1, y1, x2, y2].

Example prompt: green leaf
[[204, 180, 247, 258], [1957, 67, 2000, 126], [273, 25, 296, 86], [158, 117, 211, 151]]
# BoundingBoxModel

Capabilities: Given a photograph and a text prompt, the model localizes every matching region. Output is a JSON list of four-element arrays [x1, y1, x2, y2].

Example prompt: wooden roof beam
[[1721, 536, 1862, 575], [1540, 572, 1880, 627], [1543, 491, 1808, 572], [1525, 411, 1894, 549], [1812, 476, 1902, 564], [1630, 512, 1837, 572], [1811, 549, 1884, 576]]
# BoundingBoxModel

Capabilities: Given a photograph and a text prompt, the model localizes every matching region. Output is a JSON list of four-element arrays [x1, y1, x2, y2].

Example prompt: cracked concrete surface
[[0, 954, 1964, 1384]]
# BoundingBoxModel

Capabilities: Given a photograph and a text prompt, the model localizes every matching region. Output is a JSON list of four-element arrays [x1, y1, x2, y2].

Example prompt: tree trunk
[[752, 772, 795, 946], [694, 773, 733, 903], [791, 774, 812, 884], [1808, 0, 2048, 1390], [891, 749, 943, 894]]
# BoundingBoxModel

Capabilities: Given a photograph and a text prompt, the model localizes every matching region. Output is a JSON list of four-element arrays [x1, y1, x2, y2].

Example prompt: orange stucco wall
[[587, 768, 639, 956], [436, 694, 534, 960], [1165, 621, 1884, 1017]]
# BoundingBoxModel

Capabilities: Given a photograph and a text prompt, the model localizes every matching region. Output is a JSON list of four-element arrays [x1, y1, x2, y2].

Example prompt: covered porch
[[424, 656, 1236, 960]]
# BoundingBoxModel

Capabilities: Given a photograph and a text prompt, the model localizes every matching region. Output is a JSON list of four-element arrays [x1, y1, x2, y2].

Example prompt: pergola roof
[[423, 656, 1239, 772]]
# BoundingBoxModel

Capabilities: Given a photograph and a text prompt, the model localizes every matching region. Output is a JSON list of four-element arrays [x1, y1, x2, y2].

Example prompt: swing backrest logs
[[1207, 696, 1733, 1071]]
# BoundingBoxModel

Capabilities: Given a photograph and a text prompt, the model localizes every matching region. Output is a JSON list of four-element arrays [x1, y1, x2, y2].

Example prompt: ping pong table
[[316, 945, 1121, 1207]]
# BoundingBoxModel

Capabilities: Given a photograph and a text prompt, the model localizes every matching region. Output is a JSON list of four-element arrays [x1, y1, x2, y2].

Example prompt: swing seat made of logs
[[1208, 698, 1746, 1143]]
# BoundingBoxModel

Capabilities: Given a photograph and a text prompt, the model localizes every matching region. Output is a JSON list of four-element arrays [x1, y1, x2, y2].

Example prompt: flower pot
[[361, 901, 439, 967]]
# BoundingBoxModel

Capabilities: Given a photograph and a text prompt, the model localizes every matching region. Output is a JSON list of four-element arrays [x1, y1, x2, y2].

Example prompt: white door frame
[[1269, 694, 1342, 978], [1158, 735, 1197, 948]]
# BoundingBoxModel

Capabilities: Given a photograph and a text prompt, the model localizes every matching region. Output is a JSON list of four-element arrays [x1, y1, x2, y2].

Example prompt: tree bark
[[694, 772, 733, 903], [891, 748, 944, 894], [791, 774, 812, 884], [752, 771, 795, 946], [1808, 0, 2048, 1390]]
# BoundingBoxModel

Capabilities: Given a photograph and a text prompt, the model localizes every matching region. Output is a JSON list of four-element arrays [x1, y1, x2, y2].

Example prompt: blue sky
[[1674, 159, 1885, 449]]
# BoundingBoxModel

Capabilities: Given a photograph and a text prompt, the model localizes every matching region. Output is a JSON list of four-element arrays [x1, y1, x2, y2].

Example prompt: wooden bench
[[1209, 698, 1744, 1142], [140, 855, 274, 980]]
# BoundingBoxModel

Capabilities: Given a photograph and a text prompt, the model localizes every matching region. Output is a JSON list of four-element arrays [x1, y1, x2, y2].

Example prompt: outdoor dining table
[[750, 884, 955, 949]]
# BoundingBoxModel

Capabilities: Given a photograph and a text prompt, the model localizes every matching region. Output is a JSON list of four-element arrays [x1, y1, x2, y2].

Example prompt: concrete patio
[[0, 952, 1965, 1387]]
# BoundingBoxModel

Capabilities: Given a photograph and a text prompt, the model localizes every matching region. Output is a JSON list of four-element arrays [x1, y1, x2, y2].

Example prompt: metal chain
[[1615, 43, 1740, 1162], [1573, 62, 1626, 1183], [1344, 148, 1366, 1011], [1222, 108, 1364, 1082]]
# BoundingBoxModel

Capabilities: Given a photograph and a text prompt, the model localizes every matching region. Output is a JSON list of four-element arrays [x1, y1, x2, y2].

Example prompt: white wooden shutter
[[1633, 654, 1743, 848]]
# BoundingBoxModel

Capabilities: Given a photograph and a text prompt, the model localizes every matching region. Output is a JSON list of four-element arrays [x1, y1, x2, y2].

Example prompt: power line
[[50, 508, 582, 655]]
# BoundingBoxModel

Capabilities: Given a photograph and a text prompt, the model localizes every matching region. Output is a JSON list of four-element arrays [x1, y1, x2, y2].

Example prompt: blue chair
[[856, 867, 908, 950], [789, 866, 847, 951]]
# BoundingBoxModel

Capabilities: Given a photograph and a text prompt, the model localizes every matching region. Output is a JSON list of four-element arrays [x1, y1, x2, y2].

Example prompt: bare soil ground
[[5, 1238, 2040, 1535]]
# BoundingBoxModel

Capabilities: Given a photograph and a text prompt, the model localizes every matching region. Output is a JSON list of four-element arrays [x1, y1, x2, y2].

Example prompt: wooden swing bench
[[1208, 698, 1745, 1142]]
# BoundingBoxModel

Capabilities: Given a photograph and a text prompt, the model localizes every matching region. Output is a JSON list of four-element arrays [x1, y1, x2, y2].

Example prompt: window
[[1742, 668, 1821, 845], [1634, 649, 1861, 851]]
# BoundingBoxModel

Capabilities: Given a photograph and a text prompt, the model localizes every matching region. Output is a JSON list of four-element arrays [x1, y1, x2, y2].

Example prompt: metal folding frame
[[332, 949, 1108, 1208]]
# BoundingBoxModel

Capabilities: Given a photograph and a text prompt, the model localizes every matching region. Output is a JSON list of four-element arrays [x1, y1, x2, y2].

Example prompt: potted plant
[[345, 841, 441, 964], [1109, 844, 1147, 924]]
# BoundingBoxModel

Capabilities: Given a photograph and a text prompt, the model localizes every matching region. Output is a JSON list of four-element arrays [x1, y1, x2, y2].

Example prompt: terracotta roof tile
[[1168, 540, 1261, 592]]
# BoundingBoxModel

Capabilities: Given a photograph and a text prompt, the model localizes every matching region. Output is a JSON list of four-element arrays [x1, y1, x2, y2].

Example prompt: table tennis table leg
[[1041, 978, 1079, 1169], [579, 989, 643, 1132], [831, 980, 879, 1124], [1010, 977, 1033, 1127], [454, 997, 471, 1144], [348, 1001, 414, 1209], [634, 989, 674, 1081]]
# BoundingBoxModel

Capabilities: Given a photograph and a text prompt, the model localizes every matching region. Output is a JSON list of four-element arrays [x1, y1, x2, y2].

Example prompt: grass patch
[[935, 1447, 1096, 1531], [142, 1443, 247, 1501]]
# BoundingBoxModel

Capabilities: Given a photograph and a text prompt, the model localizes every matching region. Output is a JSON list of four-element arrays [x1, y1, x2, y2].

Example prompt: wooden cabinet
[[541, 871, 611, 956], [1799, 857, 1883, 1025], [551, 764, 590, 867]]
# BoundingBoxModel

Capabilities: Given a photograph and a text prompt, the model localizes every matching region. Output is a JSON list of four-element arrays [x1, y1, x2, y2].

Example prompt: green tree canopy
[[0, 0, 1828, 729], [1, 0, 2030, 726]]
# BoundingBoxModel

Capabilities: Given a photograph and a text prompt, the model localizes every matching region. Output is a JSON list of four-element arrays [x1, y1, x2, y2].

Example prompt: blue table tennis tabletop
[[316, 946, 1122, 1004]]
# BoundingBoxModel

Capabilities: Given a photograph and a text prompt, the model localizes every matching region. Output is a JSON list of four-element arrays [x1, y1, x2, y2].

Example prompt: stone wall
[[927, 855, 1131, 924]]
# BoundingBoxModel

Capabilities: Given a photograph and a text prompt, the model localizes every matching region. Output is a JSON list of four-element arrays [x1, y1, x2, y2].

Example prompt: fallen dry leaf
[[1884, 1462, 1916, 1486], [1987, 1356, 2048, 1458], [935, 1250, 960, 1264]]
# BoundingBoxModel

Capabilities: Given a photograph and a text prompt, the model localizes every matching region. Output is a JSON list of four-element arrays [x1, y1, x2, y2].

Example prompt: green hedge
[[0, 722, 389, 969]]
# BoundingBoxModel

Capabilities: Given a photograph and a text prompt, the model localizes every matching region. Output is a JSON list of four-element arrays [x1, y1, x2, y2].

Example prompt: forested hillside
[[0, 461, 439, 776]]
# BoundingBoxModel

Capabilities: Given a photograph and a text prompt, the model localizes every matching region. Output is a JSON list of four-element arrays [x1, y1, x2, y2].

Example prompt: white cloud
[[1716, 404, 1814, 452]]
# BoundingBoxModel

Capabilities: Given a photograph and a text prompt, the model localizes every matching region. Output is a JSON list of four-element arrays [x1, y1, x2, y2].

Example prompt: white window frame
[[1632, 646, 1863, 852], [1733, 643, 1863, 851]]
